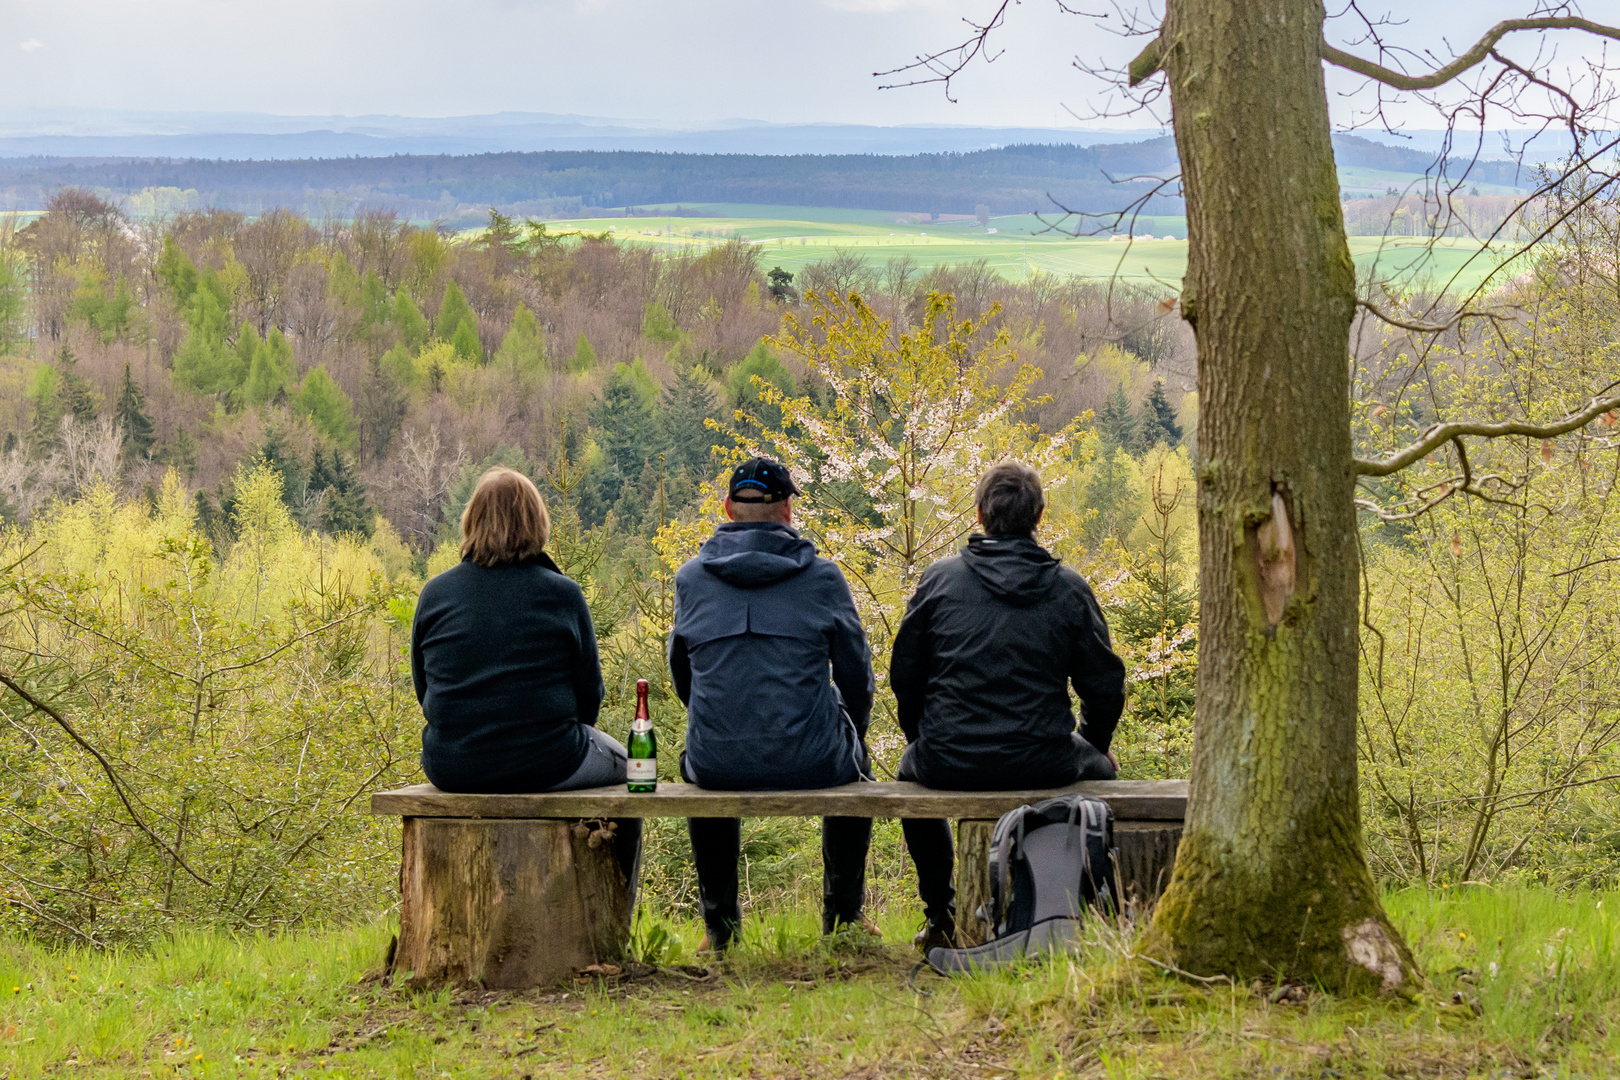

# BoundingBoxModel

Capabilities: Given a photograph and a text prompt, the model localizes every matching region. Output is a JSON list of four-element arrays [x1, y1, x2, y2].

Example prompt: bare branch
[[1355, 437, 1522, 521], [873, 0, 1014, 101], [1321, 16, 1620, 91], [1355, 391, 1620, 477], [1128, 33, 1165, 86], [0, 668, 215, 886], [1355, 298, 1512, 335]]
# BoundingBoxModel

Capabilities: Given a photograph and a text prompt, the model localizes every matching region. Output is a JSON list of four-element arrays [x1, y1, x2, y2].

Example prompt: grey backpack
[[926, 795, 1117, 975]]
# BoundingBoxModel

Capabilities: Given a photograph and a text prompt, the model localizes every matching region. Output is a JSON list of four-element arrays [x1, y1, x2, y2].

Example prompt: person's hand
[[1106, 751, 1119, 771]]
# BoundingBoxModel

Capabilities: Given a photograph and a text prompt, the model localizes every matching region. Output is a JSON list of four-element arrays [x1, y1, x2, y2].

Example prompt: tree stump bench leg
[[1113, 821, 1183, 911], [953, 818, 1183, 945], [955, 820, 995, 946], [394, 817, 630, 989]]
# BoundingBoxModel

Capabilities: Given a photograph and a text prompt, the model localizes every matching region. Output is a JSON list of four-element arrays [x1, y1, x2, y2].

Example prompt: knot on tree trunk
[[1254, 489, 1296, 629]]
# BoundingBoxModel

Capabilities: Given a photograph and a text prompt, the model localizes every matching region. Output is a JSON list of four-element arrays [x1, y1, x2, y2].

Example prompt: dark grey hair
[[975, 461, 1045, 536]]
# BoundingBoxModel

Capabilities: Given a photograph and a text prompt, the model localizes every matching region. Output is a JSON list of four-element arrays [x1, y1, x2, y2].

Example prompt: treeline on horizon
[[0, 134, 1532, 225]]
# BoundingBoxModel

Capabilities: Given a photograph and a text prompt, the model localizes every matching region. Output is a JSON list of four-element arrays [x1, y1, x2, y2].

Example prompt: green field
[[546, 204, 1524, 293]]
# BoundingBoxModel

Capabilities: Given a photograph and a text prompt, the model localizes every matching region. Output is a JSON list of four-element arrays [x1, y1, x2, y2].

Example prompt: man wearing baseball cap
[[668, 456, 878, 951]]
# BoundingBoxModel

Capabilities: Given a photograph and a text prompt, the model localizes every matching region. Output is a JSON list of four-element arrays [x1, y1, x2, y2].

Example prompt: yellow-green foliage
[[1356, 209, 1620, 886], [748, 290, 1082, 769], [0, 466, 420, 944]]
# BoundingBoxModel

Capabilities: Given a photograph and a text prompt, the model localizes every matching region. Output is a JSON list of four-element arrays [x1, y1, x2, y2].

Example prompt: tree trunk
[[394, 818, 630, 989], [1144, 0, 1418, 992]]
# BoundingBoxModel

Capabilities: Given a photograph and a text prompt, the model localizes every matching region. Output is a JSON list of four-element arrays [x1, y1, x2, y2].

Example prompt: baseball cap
[[728, 456, 802, 503]]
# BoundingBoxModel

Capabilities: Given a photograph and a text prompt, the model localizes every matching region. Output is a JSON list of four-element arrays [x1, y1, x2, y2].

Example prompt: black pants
[[687, 816, 872, 945], [898, 734, 1116, 929]]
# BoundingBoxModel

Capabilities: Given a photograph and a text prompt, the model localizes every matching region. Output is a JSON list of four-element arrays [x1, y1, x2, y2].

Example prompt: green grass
[[4, 886, 1619, 1077], [539, 206, 1525, 294]]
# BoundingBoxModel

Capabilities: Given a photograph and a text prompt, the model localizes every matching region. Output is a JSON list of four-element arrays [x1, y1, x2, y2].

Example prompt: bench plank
[[371, 779, 1187, 821]]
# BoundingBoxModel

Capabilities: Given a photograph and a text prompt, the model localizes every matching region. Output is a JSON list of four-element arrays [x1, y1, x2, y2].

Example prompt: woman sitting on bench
[[410, 467, 641, 879]]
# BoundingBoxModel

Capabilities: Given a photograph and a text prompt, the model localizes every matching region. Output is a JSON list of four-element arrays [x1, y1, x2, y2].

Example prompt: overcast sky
[[4, 0, 1616, 131]]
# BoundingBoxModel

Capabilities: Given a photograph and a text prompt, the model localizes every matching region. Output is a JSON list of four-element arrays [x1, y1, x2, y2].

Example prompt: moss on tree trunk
[[1143, 0, 1418, 993]]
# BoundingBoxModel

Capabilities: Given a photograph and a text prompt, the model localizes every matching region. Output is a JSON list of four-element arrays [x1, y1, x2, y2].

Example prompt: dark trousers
[[687, 816, 873, 945], [898, 733, 1116, 930]]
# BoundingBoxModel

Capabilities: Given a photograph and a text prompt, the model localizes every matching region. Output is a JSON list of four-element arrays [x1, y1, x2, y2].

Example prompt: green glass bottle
[[626, 678, 657, 793]]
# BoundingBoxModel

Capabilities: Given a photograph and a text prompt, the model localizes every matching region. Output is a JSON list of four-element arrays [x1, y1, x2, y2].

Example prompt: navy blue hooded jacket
[[668, 521, 874, 790], [412, 552, 602, 793]]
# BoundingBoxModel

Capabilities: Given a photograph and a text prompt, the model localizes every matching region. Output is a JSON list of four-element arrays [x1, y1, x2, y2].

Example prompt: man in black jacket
[[669, 457, 878, 951], [890, 461, 1126, 950]]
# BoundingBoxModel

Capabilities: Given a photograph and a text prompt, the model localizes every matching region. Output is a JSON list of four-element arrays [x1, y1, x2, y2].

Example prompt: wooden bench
[[371, 779, 1187, 988]]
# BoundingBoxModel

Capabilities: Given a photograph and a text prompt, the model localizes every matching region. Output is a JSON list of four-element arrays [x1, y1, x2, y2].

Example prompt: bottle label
[[627, 759, 657, 783]]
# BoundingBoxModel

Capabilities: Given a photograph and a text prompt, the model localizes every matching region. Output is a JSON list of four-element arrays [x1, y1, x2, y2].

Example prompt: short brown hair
[[460, 467, 551, 567], [975, 462, 1045, 536]]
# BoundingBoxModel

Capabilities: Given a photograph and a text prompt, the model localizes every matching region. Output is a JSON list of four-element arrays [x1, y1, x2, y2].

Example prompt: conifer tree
[[494, 304, 546, 375], [114, 362, 156, 465], [394, 292, 430, 351], [294, 366, 358, 449], [1137, 379, 1184, 448], [255, 428, 308, 518], [165, 424, 198, 479], [358, 352, 410, 463], [244, 327, 298, 407], [641, 301, 680, 344], [659, 367, 719, 478], [359, 271, 389, 333], [1097, 381, 1139, 452], [591, 365, 655, 481], [26, 363, 63, 455], [155, 235, 198, 305], [586, 364, 656, 522], [434, 281, 475, 342], [171, 269, 244, 398], [727, 342, 796, 407], [568, 332, 597, 375], [55, 347, 99, 424], [449, 319, 484, 364], [309, 447, 373, 537], [235, 322, 263, 394]]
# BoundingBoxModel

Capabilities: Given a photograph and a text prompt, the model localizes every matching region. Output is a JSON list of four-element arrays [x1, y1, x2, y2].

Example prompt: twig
[[1126, 949, 1235, 986]]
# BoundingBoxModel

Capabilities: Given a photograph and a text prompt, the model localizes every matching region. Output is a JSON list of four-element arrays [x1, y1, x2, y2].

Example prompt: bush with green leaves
[[0, 466, 417, 945]]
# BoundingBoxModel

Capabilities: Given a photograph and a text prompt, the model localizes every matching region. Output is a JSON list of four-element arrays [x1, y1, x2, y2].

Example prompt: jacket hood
[[698, 521, 817, 588], [961, 533, 1060, 607]]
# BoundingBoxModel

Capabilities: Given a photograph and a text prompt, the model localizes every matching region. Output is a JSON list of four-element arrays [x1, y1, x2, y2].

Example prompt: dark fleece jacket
[[889, 533, 1125, 790], [668, 521, 874, 790], [411, 552, 603, 793]]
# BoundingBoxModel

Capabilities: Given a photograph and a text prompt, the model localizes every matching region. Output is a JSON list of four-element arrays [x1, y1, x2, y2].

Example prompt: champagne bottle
[[626, 679, 657, 793]]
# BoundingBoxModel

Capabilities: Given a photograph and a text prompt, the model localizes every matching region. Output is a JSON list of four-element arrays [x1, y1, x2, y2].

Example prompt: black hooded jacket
[[668, 521, 874, 790], [889, 533, 1125, 789]]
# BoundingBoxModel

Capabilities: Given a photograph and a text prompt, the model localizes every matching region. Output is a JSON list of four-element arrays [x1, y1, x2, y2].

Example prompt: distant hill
[[0, 135, 1532, 223]]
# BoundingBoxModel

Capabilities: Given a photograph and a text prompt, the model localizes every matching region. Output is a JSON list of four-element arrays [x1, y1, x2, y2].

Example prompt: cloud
[[821, 0, 945, 11], [19, 39, 44, 52]]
